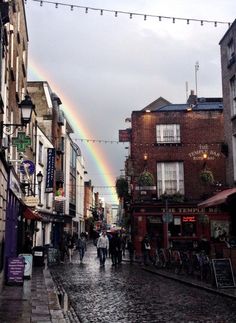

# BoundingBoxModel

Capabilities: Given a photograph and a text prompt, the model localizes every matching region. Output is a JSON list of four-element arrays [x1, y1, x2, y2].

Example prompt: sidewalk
[[0, 266, 66, 323]]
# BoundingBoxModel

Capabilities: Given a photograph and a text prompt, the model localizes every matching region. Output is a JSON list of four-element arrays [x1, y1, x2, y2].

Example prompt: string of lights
[[33, 135, 222, 149], [29, 0, 231, 27], [35, 134, 223, 147]]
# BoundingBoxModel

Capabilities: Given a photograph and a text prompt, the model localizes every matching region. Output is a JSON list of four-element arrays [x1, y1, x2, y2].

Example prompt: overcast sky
[[25, 0, 236, 204]]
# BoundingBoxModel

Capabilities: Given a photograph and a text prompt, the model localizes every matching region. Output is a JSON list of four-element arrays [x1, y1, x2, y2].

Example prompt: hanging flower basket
[[198, 213, 209, 225], [138, 171, 154, 187], [200, 169, 214, 184], [115, 177, 129, 198]]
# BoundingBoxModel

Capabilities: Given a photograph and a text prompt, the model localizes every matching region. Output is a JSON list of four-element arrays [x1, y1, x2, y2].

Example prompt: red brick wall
[[130, 110, 225, 201]]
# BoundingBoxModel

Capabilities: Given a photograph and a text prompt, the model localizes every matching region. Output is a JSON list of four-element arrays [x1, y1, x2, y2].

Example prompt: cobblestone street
[[50, 243, 236, 323]]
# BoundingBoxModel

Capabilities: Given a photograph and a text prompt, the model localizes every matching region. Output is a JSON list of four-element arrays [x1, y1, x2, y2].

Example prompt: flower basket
[[200, 170, 214, 184], [138, 171, 154, 187]]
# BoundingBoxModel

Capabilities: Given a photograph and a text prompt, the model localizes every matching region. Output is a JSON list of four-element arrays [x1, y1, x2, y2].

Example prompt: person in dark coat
[[77, 235, 87, 263], [127, 238, 135, 264], [109, 233, 121, 266], [141, 234, 151, 265]]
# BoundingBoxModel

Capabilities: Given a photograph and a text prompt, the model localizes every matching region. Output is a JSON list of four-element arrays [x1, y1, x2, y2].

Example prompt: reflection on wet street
[[51, 243, 236, 323]]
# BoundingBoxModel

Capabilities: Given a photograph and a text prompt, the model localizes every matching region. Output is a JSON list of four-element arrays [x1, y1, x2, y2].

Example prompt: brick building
[[126, 95, 229, 256], [220, 19, 236, 187]]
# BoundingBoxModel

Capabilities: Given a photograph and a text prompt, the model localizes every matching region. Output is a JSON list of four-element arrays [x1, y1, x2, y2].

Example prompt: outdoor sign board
[[47, 247, 59, 265], [119, 129, 131, 142], [212, 258, 236, 288], [7, 257, 25, 285], [19, 254, 33, 278], [20, 160, 35, 176], [45, 148, 55, 193], [23, 196, 39, 207]]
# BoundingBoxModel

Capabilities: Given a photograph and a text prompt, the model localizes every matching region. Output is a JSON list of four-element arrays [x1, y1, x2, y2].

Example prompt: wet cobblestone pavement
[[50, 243, 236, 323]]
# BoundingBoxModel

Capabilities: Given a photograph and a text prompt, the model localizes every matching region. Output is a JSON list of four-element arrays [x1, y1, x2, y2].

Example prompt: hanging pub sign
[[45, 148, 55, 193], [119, 129, 131, 142]]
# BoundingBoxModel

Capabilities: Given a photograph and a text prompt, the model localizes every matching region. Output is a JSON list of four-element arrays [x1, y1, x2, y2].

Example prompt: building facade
[[220, 19, 236, 187], [125, 95, 227, 256]]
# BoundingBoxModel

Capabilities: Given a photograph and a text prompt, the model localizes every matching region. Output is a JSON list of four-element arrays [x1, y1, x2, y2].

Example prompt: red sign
[[183, 216, 196, 222], [119, 129, 131, 142]]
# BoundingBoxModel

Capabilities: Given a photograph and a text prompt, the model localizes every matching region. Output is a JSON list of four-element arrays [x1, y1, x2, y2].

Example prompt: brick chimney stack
[[187, 90, 197, 106]]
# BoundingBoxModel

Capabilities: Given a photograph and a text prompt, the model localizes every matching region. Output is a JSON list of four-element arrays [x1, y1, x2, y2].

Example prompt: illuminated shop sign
[[182, 216, 196, 222]]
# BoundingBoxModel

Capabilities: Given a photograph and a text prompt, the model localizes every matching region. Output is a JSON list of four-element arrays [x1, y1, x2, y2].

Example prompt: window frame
[[156, 124, 180, 143], [157, 161, 184, 197], [230, 76, 236, 116]]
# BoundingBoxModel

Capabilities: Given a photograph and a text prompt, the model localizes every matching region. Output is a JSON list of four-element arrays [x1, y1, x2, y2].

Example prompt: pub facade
[[124, 94, 228, 257]]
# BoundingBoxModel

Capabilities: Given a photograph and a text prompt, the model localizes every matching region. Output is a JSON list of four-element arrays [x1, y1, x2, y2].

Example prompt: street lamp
[[36, 171, 43, 206], [0, 95, 34, 140]]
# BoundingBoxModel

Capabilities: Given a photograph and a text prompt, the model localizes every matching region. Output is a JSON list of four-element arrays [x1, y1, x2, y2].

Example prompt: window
[[38, 142, 43, 165], [182, 221, 196, 237], [169, 216, 181, 236], [233, 134, 236, 181], [228, 39, 235, 60], [230, 77, 236, 116], [156, 124, 180, 143], [157, 162, 184, 196]]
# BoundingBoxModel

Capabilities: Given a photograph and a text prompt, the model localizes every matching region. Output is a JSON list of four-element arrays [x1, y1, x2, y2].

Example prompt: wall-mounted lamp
[[143, 152, 148, 161], [0, 95, 34, 141], [36, 171, 43, 206], [145, 109, 151, 113], [203, 153, 208, 160]]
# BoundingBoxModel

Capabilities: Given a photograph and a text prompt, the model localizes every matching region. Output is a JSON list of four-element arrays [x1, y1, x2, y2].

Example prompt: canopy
[[198, 188, 236, 208], [23, 207, 42, 220]]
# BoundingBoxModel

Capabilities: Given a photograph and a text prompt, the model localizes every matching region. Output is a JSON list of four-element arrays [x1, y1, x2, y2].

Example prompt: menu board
[[212, 258, 236, 288], [47, 247, 60, 266], [7, 257, 25, 285]]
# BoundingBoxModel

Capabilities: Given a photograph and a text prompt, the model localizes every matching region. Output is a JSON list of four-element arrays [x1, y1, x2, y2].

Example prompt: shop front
[[131, 203, 230, 258]]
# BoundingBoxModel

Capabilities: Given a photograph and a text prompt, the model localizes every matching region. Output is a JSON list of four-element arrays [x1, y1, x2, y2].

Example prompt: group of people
[[59, 232, 87, 263], [96, 230, 135, 267]]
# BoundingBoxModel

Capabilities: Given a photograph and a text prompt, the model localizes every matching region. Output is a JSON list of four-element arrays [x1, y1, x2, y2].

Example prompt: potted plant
[[115, 176, 129, 199], [137, 171, 154, 187], [200, 169, 214, 184]]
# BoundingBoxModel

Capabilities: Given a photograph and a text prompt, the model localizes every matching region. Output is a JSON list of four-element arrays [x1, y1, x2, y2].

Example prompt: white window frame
[[232, 134, 236, 182], [38, 142, 43, 165], [227, 39, 235, 61], [157, 162, 184, 197], [230, 76, 236, 116], [156, 124, 180, 143]]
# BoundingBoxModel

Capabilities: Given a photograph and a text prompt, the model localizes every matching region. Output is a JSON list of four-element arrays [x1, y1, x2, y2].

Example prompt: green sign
[[12, 132, 31, 152]]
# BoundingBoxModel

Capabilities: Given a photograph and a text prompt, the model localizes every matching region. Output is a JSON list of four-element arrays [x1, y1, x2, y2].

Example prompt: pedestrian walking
[[97, 230, 109, 266], [109, 233, 121, 266], [127, 238, 135, 264], [77, 234, 87, 263], [121, 234, 127, 256], [141, 234, 151, 265], [67, 234, 74, 263], [59, 237, 67, 263]]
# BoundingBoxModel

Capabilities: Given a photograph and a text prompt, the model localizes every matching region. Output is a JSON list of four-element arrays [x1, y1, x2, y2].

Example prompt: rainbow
[[28, 57, 118, 204]]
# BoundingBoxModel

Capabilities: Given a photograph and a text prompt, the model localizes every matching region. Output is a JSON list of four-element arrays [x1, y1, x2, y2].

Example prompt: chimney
[[187, 90, 197, 106]]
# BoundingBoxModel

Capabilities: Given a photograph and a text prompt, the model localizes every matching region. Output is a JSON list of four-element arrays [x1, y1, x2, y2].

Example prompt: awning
[[24, 207, 42, 220], [198, 188, 236, 208]]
